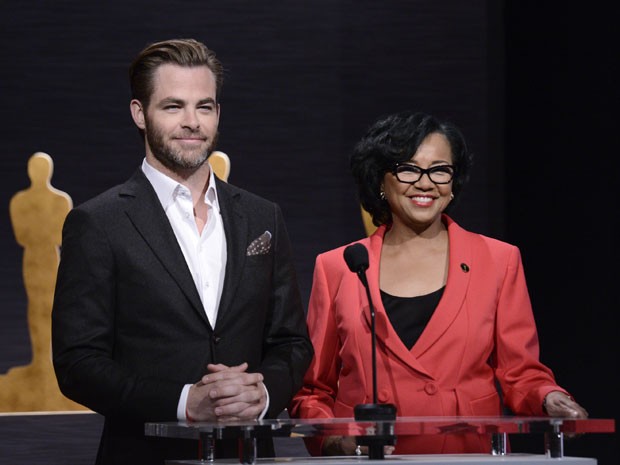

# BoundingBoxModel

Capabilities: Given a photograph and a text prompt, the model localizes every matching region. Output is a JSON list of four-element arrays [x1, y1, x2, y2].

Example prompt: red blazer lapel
[[363, 227, 434, 378], [412, 216, 471, 358]]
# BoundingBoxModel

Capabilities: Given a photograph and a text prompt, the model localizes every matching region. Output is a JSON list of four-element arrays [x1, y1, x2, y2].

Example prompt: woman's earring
[[380, 190, 386, 200], [450, 193, 455, 201]]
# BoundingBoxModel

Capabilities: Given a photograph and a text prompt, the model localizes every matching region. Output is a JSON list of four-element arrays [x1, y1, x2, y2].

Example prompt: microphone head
[[343, 243, 369, 273]]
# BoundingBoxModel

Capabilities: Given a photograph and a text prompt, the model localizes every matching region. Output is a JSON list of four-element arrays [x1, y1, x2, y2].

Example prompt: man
[[52, 38, 313, 465]]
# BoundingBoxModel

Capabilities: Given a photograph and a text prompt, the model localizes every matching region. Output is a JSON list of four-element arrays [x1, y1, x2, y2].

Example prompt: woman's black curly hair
[[350, 110, 473, 227]]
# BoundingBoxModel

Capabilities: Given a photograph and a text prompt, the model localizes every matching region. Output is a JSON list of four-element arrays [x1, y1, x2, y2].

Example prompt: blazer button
[[424, 382, 438, 395], [213, 336, 221, 344], [378, 389, 390, 403]]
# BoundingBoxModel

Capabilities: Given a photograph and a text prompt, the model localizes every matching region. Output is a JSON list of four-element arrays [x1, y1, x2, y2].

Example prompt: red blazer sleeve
[[491, 244, 569, 414], [289, 252, 341, 455]]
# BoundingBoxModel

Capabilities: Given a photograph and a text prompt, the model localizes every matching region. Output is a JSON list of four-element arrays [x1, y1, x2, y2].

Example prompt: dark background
[[0, 1, 616, 464]]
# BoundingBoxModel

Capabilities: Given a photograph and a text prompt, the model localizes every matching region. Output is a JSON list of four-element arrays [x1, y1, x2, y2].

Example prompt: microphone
[[343, 243, 369, 286], [344, 243, 396, 458]]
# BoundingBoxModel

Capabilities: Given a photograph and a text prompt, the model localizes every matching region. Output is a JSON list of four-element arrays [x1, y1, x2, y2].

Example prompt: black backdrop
[[0, 1, 616, 464]]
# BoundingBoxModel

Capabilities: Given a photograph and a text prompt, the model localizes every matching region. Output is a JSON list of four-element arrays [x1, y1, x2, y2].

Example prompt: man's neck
[[145, 153, 211, 201]]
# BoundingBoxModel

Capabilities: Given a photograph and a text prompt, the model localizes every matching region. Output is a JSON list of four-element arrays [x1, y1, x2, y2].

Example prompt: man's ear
[[130, 99, 146, 129]]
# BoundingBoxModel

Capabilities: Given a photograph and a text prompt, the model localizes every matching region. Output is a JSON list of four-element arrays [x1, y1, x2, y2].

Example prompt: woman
[[289, 111, 588, 456]]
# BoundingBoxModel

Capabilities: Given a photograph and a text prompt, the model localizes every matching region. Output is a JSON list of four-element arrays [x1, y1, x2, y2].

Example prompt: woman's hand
[[543, 391, 588, 418]]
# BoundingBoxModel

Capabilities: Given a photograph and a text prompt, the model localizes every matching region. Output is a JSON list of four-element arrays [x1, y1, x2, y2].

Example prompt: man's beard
[[144, 118, 219, 171]]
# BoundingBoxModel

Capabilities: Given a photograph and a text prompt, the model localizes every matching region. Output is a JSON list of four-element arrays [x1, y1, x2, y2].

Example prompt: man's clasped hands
[[186, 362, 267, 422]]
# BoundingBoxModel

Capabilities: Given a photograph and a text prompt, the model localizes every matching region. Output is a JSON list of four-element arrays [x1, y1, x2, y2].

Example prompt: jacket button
[[424, 382, 438, 395], [378, 389, 390, 403]]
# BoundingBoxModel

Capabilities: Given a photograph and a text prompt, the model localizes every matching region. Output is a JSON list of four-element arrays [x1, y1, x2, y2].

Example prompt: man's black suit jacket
[[52, 168, 313, 465]]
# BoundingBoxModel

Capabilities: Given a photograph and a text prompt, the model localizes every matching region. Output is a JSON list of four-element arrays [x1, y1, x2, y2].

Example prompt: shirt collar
[[141, 158, 221, 212]]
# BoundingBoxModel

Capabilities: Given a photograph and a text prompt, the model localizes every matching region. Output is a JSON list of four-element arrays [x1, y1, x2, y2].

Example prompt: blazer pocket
[[469, 390, 501, 416], [244, 253, 272, 268]]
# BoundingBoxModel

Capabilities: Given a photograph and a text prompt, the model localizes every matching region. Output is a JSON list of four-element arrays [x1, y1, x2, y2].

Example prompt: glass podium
[[144, 416, 614, 465]]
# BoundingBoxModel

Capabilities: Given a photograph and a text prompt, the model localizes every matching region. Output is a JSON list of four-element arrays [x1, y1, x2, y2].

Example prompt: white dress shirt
[[142, 158, 226, 421], [142, 158, 226, 326], [141, 158, 268, 421]]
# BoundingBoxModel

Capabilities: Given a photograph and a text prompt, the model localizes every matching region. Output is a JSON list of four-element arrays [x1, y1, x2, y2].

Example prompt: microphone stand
[[354, 269, 397, 459]]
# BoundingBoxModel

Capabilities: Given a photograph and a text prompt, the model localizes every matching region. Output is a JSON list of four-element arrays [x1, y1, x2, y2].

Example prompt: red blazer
[[290, 215, 569, 455]]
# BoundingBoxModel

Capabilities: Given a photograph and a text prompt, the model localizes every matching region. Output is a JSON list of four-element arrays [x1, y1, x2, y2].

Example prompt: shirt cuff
[[177, 384, 192, 420], [259, 384, 270, 419]]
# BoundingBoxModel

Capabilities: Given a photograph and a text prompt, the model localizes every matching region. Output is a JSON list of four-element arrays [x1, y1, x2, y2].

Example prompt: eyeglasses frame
[[391, 162, 455, 185]]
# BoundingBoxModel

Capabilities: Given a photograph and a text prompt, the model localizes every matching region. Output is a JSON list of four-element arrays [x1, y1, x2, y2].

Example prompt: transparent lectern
[[145, 415, 614, 465]]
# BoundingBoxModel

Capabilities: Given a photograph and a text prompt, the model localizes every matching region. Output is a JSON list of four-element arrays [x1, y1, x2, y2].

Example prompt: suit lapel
[[362, 218, 471, 378], [411, 216, 470, 358], [213, 179, 248, 327], [363, 229, 433, 378], [120, 170, 207, 325]]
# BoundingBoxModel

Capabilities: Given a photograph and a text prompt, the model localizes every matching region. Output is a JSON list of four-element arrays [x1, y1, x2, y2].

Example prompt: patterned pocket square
[[246, 230, 272, 256]]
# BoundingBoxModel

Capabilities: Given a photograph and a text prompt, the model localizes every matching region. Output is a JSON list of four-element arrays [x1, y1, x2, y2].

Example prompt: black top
[[381, 286, 445, 350]]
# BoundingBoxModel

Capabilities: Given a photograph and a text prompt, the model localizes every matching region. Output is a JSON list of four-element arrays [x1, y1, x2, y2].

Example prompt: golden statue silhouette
[[0, 152, 88, 411]]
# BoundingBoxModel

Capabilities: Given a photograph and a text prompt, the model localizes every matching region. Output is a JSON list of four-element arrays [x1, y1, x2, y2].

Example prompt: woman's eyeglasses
[[392, 163, 455, 185]]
